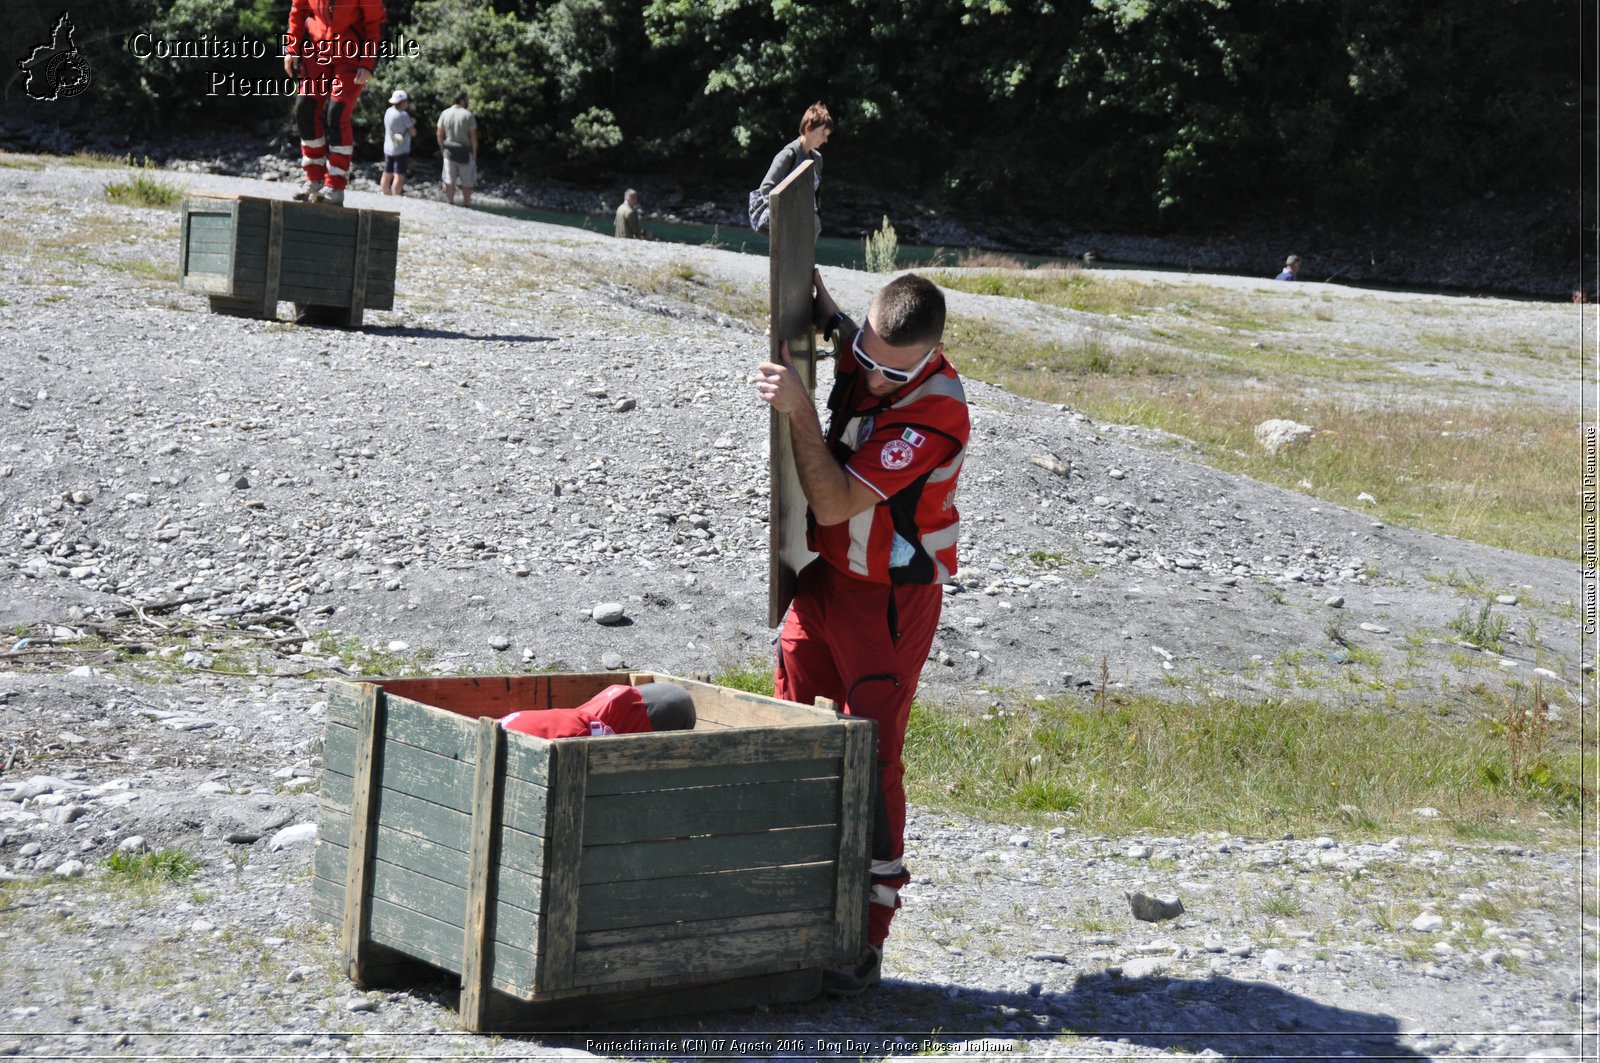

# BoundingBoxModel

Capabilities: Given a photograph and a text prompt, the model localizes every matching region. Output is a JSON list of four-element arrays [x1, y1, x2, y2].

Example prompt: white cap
[[389, 89, 408, 104]]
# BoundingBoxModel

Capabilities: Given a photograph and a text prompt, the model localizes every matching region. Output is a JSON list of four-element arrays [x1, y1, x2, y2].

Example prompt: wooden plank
[[316, 819, 544, 906], [183, 250, 233, 275], [384, 693, 483, 764], [584, 724, 843, 775], [574, 920, 834, 987], [583, 777, 840, 846], [583, 756, 837, 797], [766, 158, 819, 628], [347, 208, 371, 327], [578, 860, 836, 934], [260, 199, 283, 318], [340, 683, 383, 986], [535, 741, 587, 994], [461, 717, 505, 1030], [574, 906, 825, 951], [579, 824, 837, 885], [368, 897, 534, 992], [324, 757, 549, 841], [833, 717, 874, 963], [686, 687, 840, 729]]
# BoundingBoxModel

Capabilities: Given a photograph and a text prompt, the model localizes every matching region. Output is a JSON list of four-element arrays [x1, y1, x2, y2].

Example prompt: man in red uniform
[[500, 682, 697, 739], [282, 0, 386, 207], [751, 270, 968, 994]]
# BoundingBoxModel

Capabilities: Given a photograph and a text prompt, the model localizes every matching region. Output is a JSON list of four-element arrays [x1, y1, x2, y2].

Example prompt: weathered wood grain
[[766, 159, 820, 628]]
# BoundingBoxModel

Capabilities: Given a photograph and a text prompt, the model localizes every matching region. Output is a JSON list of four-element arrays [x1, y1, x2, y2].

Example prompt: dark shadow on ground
[[351, 326, 558, 343], [523, 973, 1427, 1062]]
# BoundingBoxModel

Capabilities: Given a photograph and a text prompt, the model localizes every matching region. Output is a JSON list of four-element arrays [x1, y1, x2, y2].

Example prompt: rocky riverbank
[[0, 158, 1588, 1061]]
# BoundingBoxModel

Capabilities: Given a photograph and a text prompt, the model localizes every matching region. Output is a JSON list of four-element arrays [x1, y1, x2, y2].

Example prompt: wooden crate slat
[[340, 683, 383, 985], [584, 725, 844, 775], [579, 824, 837, 886], [536, 742, 587, 993], [369, 734, 476, 811], [369, 897, 534, 991], [577, 860, 835, 934], [573, 923, 836, 988], [583, 756, 838, 798], [574, 907, 826, 951], [689, 689, 841, 729], [833, 718, 873, 960], [182, 250, 234, 275], [318, 823, 544, 906], [375, 674, 628, 718], [582, 777, 838, 846], [323, 769, 549, 843]]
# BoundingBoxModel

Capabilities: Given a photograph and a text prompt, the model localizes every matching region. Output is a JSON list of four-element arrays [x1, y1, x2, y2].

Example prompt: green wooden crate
[[178, 193, 398, 327], [311, 671, 874, 1030]]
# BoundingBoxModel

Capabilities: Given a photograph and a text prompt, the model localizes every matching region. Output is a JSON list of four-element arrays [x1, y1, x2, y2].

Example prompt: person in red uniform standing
[[282, 0, 386, 207], [750, 270, 968, 994], [500, 682, 697, 739]]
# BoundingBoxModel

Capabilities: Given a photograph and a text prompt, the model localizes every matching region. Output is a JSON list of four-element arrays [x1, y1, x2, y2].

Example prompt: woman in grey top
[[759, 101, 833, 240]]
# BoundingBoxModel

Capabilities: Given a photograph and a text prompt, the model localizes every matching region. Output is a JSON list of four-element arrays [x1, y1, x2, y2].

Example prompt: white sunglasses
[[852, 330, 937, 384]]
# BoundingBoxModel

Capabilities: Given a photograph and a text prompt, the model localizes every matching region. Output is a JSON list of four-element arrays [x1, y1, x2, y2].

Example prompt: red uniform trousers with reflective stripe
[[296, 52, 367, 191], [774, 559, 942, 947]]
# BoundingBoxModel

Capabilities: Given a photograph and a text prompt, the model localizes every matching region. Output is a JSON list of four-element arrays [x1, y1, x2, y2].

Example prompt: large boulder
[[1254, 419, 1315, 455]]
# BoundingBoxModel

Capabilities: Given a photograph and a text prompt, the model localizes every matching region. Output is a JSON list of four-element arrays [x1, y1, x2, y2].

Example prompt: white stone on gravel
[[115, 836, 147, 854], [591, 602, 626, 625], [268, 823, 318, 851], [1412, 913, 1445, 932]]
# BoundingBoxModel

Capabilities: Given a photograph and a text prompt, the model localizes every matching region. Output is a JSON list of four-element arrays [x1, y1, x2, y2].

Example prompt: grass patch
[[104, 170, 185, 208], [711, 663, 774, 696], [105, 848, 202, 884], [943, 314, 1573, 559], [313, 633, 433, 678], [904, 688, 1589, 841], [0, 153, 46, 170]]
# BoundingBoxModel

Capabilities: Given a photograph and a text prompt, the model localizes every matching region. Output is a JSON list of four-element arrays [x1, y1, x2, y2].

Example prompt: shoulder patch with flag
[[901, 427, 925, 447]]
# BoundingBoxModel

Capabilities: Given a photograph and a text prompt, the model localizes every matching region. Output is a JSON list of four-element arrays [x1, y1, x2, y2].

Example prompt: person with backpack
[[751, 102, 833, 239], [436, 90, 478, 207]]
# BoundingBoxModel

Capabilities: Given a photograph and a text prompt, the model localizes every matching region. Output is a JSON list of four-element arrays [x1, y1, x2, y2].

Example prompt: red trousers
[[295, 52, 367, 190], [774, 560, 942, 947]]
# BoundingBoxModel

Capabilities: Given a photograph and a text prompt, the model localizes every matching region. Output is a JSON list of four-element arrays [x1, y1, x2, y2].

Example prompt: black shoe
[[822, 945, 882, 996]]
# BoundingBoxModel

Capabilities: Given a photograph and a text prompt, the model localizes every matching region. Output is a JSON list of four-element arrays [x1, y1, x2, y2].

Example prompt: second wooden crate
[[178, 193, 397, 327]]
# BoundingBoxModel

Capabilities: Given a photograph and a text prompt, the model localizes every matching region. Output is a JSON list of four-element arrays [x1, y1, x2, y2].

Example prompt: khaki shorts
[[442, 154, 476, 189]]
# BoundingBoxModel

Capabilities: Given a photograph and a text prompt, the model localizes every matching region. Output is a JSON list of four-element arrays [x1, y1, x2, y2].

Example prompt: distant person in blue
[[1275, 254, 1302, 281]]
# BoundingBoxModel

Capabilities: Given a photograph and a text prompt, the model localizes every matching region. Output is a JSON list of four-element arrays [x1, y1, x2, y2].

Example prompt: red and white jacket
[[285, 0, 386, 70], [812, 334, 968, 585], [500, 685, 653, 739]]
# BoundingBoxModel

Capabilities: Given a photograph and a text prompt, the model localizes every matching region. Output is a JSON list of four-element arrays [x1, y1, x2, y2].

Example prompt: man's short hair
[[1285, 254, 1301, 267], [870, 274, 945, 349], [454, 89, 469, 105], [800, 101, 833, 135]]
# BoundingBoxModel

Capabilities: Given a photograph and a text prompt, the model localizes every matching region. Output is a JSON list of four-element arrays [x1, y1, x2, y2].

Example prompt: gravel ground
[[0, 161, 1590, 1062]]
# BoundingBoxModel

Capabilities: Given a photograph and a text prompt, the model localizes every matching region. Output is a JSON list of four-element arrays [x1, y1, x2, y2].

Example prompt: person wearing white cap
[[380, 88, 416, 196]]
